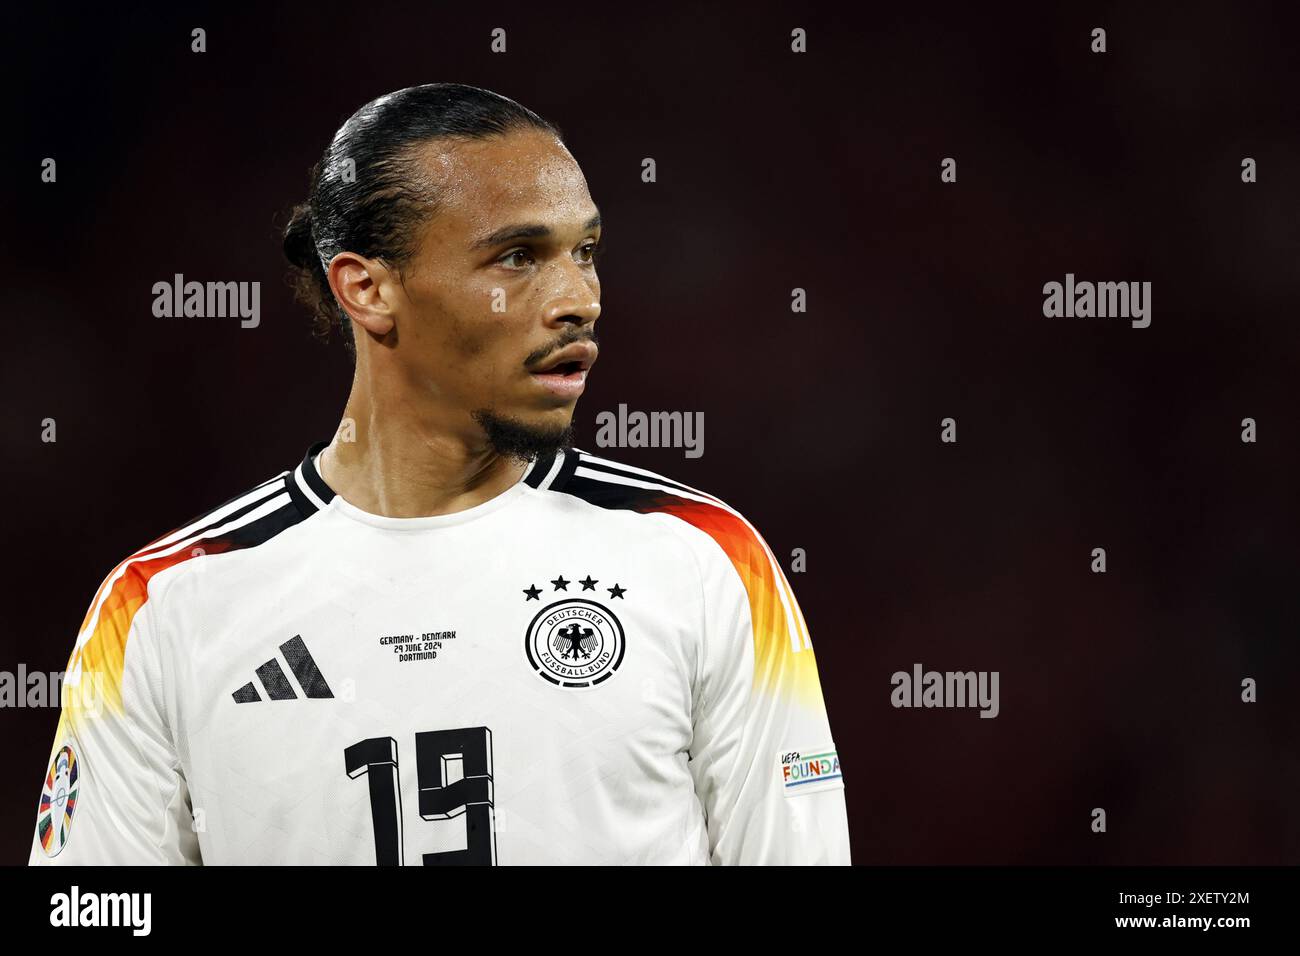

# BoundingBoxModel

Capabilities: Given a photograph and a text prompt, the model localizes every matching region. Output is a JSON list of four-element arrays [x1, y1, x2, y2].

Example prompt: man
[[29, 83, 849, 865]]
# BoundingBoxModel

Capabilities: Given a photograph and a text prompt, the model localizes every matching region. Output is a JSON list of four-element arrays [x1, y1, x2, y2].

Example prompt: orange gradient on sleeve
[[64, 541, 231, 723], [644, 498, 827, 710]]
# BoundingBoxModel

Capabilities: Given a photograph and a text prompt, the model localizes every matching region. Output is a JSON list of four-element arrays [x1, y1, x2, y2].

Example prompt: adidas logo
[[232, 635, 334, 703]]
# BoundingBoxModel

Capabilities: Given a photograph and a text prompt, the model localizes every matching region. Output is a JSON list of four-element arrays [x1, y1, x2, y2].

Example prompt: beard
[[471, 408, 574, 465]]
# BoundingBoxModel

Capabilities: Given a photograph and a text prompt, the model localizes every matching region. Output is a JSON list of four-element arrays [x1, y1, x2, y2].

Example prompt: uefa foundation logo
[[524, 598, 626, 688]]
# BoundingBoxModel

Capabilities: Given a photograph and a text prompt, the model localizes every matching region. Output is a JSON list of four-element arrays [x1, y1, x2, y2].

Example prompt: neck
[[318, 367, 529, 520]]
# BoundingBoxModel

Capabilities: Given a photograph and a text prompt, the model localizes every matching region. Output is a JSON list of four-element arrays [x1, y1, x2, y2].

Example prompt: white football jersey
[[29, 442, 849, 865]]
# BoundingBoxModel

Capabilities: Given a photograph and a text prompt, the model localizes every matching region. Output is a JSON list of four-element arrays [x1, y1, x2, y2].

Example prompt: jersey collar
[[287, 439, 573, 517]]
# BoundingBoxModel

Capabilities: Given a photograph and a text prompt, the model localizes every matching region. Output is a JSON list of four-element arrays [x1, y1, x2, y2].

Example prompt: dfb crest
[[524, 598, 626, 688]]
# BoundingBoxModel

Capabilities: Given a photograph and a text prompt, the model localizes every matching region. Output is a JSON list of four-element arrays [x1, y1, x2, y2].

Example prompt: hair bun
[[282, 203, 319, 270]]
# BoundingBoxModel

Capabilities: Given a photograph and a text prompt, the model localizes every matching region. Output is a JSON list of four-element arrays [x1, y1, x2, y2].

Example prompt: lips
[[529, 341, 598, 375], [529, 341, 596, 400]]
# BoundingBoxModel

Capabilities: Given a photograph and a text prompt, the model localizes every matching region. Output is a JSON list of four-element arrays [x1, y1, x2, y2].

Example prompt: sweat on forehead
[[408, 133, 586, 213]]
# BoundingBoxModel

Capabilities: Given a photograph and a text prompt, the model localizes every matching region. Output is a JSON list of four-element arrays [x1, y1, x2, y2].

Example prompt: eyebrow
[[470, 212, 602, 251]]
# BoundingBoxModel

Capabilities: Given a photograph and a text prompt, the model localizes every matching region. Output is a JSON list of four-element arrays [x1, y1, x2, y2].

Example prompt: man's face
[[388, 128, 602, 461]]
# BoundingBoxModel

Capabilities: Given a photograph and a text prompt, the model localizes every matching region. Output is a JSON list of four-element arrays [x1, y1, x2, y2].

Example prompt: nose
[[543, 261, 600, 329], [544, 294, 600, 330]]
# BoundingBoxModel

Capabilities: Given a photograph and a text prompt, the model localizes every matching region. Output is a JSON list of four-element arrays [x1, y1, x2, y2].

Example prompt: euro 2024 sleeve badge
[[38, 744, 80, 857]]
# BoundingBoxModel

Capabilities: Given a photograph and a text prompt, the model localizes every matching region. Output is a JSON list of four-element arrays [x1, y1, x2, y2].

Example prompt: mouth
[[529, 341, 597, 374], [529, 362, 589, 400], [528, 342, 597, 400]]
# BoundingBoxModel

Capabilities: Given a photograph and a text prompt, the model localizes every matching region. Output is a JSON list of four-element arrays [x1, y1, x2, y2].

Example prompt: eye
[[578, 239, 604, 264], [499, 248, 534, 268]]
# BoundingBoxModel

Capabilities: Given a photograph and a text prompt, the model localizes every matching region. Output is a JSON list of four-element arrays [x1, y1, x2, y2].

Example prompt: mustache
[[526, 330, 598, 369]]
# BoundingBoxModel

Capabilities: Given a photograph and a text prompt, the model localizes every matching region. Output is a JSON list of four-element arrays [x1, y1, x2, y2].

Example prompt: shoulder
[[68, 444, 326, 683], [119, 445, 321, 598], [545, 447, 813, 660], [536, 446, 806, 638], [531, 444, 751, 546]]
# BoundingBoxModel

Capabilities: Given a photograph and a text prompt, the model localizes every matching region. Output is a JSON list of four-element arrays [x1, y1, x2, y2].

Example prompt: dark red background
[[3, 1, 1297, 864]]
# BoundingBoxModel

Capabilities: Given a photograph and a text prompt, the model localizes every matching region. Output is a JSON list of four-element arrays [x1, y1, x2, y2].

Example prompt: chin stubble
[[471, 408, 574, 465]]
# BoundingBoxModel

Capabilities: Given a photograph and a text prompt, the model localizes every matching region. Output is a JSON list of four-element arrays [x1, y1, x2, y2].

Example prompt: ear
[[326, 252, 399, 339]]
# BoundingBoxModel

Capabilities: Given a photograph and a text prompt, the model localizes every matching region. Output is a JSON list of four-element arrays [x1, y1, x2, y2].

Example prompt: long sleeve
[[29, 559, 201, 865], [684, 511, 850, 865]]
